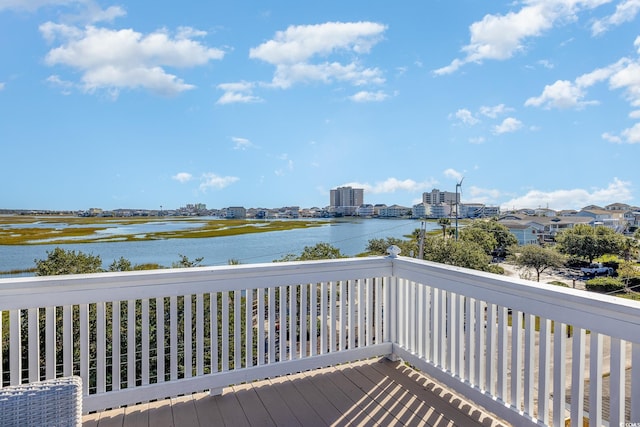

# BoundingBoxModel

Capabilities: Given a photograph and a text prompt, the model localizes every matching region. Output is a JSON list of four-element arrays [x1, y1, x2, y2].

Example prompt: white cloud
[[602, 132, 622, 143], [466, 185, 503, 205], [216, 81, 262, 104], [0, 0, 77, 11], [443, 168, 464, 182], [630, 110, 640, 119], [342, 177, 435, 194], [0, 82, 4, 90], [199, 173, 239, 191], [493, 117, 523, 134], [349, 90, 388, 102], [537, 59, 555, 69], [525, 79, 595, 109], [232, 137, 255, 150], [172, 172, 193, 183], [621, 123, 640, 143], [469, 136, 486, 144], [45, 74, 74, 94], [249, 21, 387, 89], [434, 0, 610, 75], [454, 108, 480, 125], [40, 23, 225, 97], [591, 0, 640, 35], [479, 103, 512, 118], [500, 178, 633, 210], [609, 61, 640, 107]]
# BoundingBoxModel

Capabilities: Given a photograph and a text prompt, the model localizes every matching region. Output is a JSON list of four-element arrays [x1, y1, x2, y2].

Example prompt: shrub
[[584, 277, 625, 293], [548, 280, 570, 287]]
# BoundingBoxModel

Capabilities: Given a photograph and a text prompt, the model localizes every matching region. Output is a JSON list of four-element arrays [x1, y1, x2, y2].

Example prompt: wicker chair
[[0, 376, 82, 427]]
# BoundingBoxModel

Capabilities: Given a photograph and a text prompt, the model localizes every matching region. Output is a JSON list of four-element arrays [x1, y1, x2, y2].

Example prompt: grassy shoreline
[[0, 215, 330, 246]]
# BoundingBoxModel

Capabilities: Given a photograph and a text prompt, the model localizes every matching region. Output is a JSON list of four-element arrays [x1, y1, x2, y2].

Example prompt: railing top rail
[[0, 256, 392, 310], [393, 256, 640, 342]]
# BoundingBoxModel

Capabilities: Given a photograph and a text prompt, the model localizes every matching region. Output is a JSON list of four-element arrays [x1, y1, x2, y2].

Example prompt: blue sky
[[1, 0, 639, 212]]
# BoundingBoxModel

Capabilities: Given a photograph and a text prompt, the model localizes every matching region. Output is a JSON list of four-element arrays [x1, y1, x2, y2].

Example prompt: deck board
[[83, 358, 508, 427]]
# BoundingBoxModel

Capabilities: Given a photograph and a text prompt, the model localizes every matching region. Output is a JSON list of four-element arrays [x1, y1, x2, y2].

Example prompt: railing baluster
[[497, 306, 508, 400], [221, 291, 229, 371], [246, 289, 253, 367], [465, 297, 474, 383], [170, 296, 178, 379], [570, 327, 586, 423], [141, 299, 150, 385], [431, 288, 440, 366], [340, 281, 347, 351], [279, 286, 286, 360], [300, 284, 307, 358], [417, 283, 425, 359], [375, 278, 382, 345], [329, 281, 336, 353], [210, 293, 218, 373], [511, 310, 523, 410], [440, 290, 447, 369], [366, 278, 373, 347], [112, 302, 121, 390], [309, 284, 316, 357], [196, 294, 204, 375], [184, 295, 192, 378], [425, 287, 432, 364], [28, 308, 39, 383], [96, 302, 106, 393], [475, 300, 484, 388], [290, 285, 297, 360], [611, 341, 628, 423], [156, 297, 164, 382], [537, 317, 551, 425], [127, 300, 135, 387], [257, 288, 265, 365], [358, 279, 365, 348], [588, 332, 603, 425], [348, 280, 355, 350], [448, 292, 457, 375], [553, 322, 567, 426], [486, 303, 496, 395], [268, 288, 276, 362], [631, 342, 640, 422], [457, 295, 466, 379], [80, 304, 89, 396], [9, 310, 21, 385], [234, 290, 241, 369], [523, 314, 535, 414]]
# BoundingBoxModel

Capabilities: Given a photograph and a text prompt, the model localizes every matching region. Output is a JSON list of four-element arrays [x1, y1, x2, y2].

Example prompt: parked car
[[580, 263, 614, 276]]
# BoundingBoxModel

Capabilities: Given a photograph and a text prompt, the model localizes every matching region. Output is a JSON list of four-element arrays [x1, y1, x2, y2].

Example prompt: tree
[[465, 219, 518, 256], [275, 242, 345, 262], [108, 257, 133, 272], [365, 237, 417, 257], [512, 245, 565, 282], [422, 236, 492, 271], [555, 224, 625, 262], [437, 218, 450, 239], [34, 247, 103, 276], [172, 254, 204, 268], [617, 260, 640, 290], [459, 227, 497, 255]]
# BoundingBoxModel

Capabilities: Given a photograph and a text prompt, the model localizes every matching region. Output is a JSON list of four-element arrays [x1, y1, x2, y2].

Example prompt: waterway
[[0, 218, 438, 275]]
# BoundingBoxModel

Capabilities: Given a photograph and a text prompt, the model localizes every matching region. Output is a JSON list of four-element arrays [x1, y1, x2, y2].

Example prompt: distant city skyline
[[1, 2, 639, 211]]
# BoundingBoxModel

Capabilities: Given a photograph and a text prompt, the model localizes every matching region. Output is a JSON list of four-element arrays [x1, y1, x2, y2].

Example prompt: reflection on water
[[0, 219, 437, 275]]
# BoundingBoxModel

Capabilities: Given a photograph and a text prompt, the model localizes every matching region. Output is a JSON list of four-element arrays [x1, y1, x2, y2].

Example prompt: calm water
[[0, 219, 437, 275]]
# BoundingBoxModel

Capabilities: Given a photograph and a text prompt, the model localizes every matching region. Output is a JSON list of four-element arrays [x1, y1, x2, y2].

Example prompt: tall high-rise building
[[330, 186, 364, 215], [422, 188, 459, 205]]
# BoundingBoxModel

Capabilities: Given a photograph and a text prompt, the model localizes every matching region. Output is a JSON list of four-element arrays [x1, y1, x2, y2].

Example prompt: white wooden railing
[[1, 254, 639, 425]]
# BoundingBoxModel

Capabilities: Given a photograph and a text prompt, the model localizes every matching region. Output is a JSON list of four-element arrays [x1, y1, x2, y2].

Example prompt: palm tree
[[437, 218, 451, 239]]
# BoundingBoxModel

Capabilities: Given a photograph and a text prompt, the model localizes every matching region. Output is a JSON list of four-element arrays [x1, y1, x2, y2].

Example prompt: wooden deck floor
[[82, 358, 508, 427]]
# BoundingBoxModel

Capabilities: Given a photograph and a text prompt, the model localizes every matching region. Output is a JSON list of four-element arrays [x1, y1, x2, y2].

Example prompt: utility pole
[[418, 221, 426, 259], [455, 177, 464, 240]]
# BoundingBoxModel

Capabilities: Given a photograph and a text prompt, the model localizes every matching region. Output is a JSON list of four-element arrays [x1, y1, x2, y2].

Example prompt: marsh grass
[[0, 215, 328, 245]]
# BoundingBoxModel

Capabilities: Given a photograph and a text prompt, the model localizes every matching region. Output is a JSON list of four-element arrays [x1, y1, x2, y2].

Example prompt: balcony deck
[[3, 254, 640, 426], [82, 358, 507, 427]]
